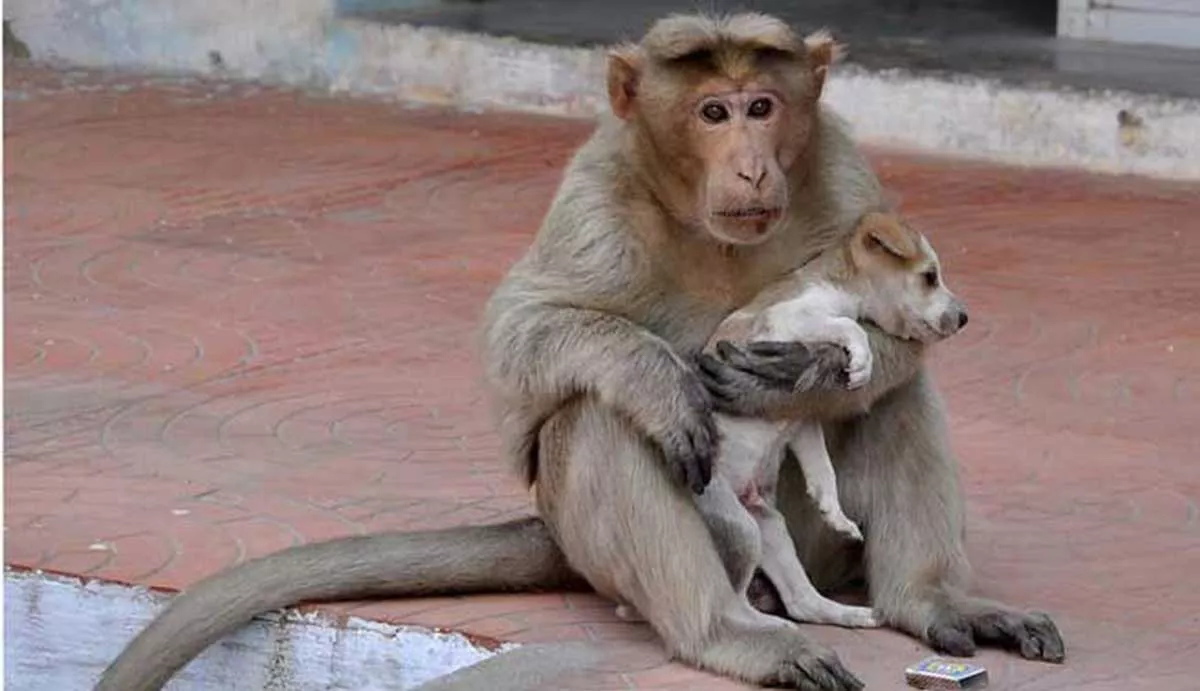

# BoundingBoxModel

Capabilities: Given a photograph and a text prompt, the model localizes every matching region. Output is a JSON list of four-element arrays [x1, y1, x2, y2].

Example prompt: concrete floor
[[346, 0, 1200, 99], [4, 63, 1200, 689]]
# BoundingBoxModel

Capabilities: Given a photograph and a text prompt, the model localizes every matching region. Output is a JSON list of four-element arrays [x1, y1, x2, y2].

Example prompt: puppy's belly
[[714, 415, 790, 502]]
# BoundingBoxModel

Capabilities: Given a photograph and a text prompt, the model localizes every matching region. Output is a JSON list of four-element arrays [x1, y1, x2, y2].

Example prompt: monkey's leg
[[538, 398, 863, 691], [613, 470, 764, 628], [836, 371, 1066, 663], [755, 504, 878, 629], [693, 473, 764, 596]]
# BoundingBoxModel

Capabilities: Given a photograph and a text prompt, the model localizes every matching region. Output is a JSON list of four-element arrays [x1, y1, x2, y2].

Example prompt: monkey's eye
[[923, 269, 939, 288], [747, 98, 773, 119], [700, 102, 730, 124]]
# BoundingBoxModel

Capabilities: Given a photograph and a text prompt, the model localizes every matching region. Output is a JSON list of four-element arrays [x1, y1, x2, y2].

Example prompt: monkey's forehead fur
[[640, 13, 804, 60]]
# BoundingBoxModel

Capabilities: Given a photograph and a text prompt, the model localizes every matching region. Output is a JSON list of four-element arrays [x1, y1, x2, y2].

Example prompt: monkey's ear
[[607, 45, 642, 121], [803, 29, 846, 96], [858, 211, 918, 261]]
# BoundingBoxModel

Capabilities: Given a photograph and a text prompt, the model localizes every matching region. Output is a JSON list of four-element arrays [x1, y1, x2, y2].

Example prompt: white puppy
[[694, 210, 970, 628]]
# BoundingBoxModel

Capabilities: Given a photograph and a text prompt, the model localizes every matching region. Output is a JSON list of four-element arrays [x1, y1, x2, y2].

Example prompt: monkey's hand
[[644, 362, 720, 494], [698, 340, 850, 418]]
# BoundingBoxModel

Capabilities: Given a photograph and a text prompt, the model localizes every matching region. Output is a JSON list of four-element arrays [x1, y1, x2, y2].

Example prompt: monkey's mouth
[[715, 206, 781, 221]]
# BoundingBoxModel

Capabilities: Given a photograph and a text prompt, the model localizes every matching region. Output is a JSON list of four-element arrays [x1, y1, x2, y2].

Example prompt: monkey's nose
[[957, 311, 969, 329], [735, 167, 768, 189]]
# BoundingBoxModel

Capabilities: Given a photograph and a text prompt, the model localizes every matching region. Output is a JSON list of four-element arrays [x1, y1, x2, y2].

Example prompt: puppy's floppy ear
[[857, 211, 918, 260], [803, 29, 846, 95], [607, 44, 643, 120]]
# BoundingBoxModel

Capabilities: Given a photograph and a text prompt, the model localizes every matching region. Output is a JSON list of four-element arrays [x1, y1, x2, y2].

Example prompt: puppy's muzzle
[[940, 299, 969, 336]]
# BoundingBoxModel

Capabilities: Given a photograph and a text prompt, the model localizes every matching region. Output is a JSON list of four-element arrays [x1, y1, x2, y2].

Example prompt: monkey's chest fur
[[645, 239, 804, 354]]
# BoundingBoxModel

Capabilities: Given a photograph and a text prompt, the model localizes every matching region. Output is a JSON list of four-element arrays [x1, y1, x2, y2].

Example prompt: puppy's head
[[849, 212, 968, 343]]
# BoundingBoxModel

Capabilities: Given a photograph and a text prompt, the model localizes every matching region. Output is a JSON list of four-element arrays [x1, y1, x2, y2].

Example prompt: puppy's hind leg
[[756, 504, 879, 629]]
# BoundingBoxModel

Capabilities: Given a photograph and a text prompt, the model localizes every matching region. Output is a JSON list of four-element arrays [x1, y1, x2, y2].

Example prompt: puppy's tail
[[95, 517, 580, 691]]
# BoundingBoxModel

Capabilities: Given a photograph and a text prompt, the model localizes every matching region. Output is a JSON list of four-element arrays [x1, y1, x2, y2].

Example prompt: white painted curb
[[4, 569, 510, 691], [4, 0, 1199, 178]]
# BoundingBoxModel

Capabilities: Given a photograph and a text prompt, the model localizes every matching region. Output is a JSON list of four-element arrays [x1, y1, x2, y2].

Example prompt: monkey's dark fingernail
[[715, 341, 739, 360]]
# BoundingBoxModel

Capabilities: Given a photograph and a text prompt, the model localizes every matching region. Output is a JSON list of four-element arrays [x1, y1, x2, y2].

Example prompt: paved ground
[[4, 63, 1199, 690]]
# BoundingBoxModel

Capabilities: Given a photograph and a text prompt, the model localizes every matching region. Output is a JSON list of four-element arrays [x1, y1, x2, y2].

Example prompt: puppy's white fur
[[695, 211, 969, 628]]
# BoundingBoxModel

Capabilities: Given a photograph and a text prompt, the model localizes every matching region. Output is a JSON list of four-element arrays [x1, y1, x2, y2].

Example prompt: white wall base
[[5, 0, 1200, 180], [4, 569, 509, 691], [1059, 0, 1200, 50]]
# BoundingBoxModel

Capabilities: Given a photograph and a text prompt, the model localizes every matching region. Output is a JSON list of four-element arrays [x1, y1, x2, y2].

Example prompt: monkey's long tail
[[95, 517, 580, 691]]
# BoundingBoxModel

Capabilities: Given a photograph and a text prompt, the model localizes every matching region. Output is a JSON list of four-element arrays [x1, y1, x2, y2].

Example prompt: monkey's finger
[[696, 356, 744, 405], [683, 451, 711, 495], [743, 340, 813, 358], [688, 429, 716, 492], [697, 355, 747, 394], [716, 342, 801, 387]]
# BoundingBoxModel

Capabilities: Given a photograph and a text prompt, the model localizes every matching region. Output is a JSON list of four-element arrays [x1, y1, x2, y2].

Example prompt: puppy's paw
[[843, 345, 872, 390], [840, 606, 881, 629], [614, 604, 645, 623], [829, 515, 864, 543]]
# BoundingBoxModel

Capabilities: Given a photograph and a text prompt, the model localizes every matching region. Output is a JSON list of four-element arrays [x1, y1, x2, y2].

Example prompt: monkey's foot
[[699, 613, 863, 690], [760, 636, 864, 691], [922, 600, 1066, 663]]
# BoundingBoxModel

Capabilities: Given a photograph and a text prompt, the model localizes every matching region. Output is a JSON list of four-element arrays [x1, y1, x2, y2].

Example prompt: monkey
[[94, 13, 1064, 691]]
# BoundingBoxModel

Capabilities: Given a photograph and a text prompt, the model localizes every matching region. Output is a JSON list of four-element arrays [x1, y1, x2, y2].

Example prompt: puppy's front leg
[[786, 422, 862, 543], [755, 305, 873, 391]]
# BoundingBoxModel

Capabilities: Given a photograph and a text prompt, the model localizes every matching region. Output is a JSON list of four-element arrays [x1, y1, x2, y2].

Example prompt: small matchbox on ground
[[905, 657, 989, 689]]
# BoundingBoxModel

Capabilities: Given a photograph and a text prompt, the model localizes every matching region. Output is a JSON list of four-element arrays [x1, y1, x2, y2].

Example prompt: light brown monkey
[[94, 13, 1064, 691]]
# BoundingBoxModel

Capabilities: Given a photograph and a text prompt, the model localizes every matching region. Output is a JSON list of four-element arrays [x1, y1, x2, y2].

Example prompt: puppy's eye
[[700, 102, 730, 124], [747, 98, 773, 119], [923, 270, 939, 288]]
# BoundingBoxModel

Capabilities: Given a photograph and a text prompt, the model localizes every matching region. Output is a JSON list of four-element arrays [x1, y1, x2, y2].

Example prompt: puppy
[[689, 210, 969, 627]]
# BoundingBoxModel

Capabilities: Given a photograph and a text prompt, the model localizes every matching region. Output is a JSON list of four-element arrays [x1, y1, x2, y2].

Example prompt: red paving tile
[[4, 64, 1199, 689]]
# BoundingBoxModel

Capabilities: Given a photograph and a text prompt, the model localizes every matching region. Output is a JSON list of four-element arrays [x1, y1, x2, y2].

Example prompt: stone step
[[5, 0, 1200, 179], [4, 569, 512, 691]]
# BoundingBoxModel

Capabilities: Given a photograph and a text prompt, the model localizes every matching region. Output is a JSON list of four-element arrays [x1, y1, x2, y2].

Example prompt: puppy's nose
[[957, 311, 969, 329]]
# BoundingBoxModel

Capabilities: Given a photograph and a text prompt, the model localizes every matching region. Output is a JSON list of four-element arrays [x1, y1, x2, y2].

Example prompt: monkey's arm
[[698, 324, 924, 421], [485, 300, 717, 492]]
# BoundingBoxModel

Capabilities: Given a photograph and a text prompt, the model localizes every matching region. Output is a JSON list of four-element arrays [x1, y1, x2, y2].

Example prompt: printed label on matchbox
[[905, 657, 989, 689], [912, 659, 978, 679]]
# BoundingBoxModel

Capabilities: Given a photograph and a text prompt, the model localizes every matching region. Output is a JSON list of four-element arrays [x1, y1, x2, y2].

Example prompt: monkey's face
[[686, 86, 804, 245], [605, 21, 836, 247], [851, 213, 970, 343]]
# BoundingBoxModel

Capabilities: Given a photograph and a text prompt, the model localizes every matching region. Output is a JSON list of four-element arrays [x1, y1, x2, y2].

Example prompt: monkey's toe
[[926, 617, 978, 657]]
